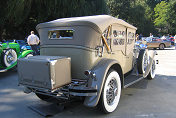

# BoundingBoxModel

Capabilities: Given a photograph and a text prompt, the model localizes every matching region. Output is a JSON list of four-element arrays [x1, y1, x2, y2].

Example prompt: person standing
[[27, 31, 40, 55], [149, 33, 153, 37], [174, 34, 176, 49], [135, 34, 139, 41]]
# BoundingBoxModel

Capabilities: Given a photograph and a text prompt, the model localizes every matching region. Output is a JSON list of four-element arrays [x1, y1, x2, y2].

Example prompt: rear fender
[[84, 58, 123, 107]]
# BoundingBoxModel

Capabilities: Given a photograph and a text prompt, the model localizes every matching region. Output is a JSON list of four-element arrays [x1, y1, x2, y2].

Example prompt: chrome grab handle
[[96, 46, 103, 57]]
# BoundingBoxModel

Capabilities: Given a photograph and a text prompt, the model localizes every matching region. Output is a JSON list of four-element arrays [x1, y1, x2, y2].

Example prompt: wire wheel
[[159, 44, 165, 50], [99, 69, 121, 113], [2, 49, 17, 67], [137, 50, 149, 74]]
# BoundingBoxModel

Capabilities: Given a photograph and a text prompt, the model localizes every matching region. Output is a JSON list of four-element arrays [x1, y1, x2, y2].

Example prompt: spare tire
[[2, 49, 17, 67], [137, 49, 149, 74]]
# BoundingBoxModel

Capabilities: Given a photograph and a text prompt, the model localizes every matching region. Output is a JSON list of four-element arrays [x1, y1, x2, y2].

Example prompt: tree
[[0, 0, 108, 41], [167, 0, 176, 34], [107, 0, 157, 36], [106, 0, 131, 21], [154, 1, 170, 34]]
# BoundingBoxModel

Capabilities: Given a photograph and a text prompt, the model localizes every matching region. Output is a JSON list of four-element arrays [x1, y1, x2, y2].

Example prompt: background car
[[4, 39, 32, 50], [167, 37, 175, 46], [0, 42, 33, 72], [142, 37, 172, 50]]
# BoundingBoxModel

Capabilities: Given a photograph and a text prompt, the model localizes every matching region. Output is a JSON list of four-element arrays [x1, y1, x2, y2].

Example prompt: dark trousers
[[31, 45, 39, 55]]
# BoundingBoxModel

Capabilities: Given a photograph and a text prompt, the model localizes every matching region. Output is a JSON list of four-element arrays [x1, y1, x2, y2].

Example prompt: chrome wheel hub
[[106, 78, 118, 105], [6, 51, 15, 64]]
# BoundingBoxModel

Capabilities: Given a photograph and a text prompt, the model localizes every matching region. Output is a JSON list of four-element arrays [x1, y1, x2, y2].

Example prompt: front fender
[[0, 62, 17, 71], [18, 50, 33, 58], [84, 58, 123, 107]]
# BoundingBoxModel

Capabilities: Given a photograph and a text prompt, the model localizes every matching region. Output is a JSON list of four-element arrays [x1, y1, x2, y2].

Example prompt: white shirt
[[27, 34, 40, 45], [174, 36, 176, 43]]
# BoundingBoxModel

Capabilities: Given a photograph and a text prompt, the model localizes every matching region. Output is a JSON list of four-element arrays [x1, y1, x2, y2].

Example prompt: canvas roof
[[36, 15, 137, 33]]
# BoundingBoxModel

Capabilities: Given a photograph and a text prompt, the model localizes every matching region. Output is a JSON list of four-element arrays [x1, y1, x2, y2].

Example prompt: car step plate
[[124, 74, 144, 88]]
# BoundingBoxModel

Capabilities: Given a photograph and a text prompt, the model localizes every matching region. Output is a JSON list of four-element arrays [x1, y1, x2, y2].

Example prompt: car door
[[125, 28, 136, 72], [111, 24, 128, 73]]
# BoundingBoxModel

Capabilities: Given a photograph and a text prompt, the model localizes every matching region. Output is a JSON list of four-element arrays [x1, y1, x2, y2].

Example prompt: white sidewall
[[150, 60, 156, 78], [25, 54, 33, 58], [3, 49, 17, 67], [103, 71, 121, 113]]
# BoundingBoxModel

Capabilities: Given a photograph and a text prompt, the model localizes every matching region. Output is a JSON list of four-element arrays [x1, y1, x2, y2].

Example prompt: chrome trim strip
[[124, 76, 144, 88], [40, 45, 96, 52]]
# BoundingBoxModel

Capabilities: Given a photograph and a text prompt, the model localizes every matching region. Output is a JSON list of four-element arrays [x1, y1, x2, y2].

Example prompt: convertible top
[[36, 15, 137, 33]]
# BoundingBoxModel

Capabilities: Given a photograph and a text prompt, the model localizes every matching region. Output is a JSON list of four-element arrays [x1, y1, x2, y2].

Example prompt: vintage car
[[18, 15, 157, 113], [0, 42, 33, 72], [142, 37, 172, 49]]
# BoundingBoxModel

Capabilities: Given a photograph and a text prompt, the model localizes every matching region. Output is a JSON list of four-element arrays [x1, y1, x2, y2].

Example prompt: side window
[[111, 24, 126, 54], [126, 29, 136, 55], [112, 29, 126, 46], [48, 30, 74, 40], [127, 32, 135, 45]]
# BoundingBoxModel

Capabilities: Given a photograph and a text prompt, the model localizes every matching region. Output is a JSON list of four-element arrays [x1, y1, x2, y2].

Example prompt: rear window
[[48, 30, 74, 40]]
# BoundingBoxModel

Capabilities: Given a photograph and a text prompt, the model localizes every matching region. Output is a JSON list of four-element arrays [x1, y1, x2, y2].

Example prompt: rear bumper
[[21, 79, 97, 99]]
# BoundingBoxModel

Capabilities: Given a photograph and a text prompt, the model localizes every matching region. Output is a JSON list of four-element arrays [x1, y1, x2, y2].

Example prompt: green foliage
[[0, 0, 107, 41], [167, 0, 176, 34], [1, 0, 176, 40], [106, 0, 131, 21], [107, 0, 158, 36], [154, 1, 169, 27]]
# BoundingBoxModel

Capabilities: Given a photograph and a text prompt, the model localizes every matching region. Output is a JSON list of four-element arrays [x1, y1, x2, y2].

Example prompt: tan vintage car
[[142, 37, 172, 49], [18, 15, 157, 113]]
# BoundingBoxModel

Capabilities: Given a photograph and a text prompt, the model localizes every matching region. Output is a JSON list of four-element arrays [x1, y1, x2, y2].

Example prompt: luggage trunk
[[18, 56, 71, 90]]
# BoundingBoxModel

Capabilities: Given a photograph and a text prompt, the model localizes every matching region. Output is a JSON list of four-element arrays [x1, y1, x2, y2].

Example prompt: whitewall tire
[[147, 59, 156, 80], [25, 53, 33, 58], [99, 69, 121, 113], [3, 49, 17, 67], [137, 50, 149, 74]]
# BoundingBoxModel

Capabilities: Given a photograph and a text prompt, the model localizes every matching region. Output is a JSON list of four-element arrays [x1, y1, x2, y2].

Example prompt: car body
[[167, 37, 175, 46], [18, 15, 157, 113], [0, 42, 33, 72], [4, 39, 32, 50], [142, 37, 172, 49]]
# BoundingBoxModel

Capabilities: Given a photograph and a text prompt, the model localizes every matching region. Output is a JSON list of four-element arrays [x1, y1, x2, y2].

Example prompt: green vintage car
[[0, 42, 33, 72]]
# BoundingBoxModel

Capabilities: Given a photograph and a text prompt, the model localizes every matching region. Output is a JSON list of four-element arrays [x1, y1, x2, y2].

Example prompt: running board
[[124, 75, 144, 88]]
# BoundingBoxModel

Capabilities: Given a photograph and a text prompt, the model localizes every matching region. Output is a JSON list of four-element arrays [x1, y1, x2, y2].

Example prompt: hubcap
[[7, 53, 14, 64], [4, 49, 17, 66], [106, 78, 118, 105], [160, 44, 164, 49]]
